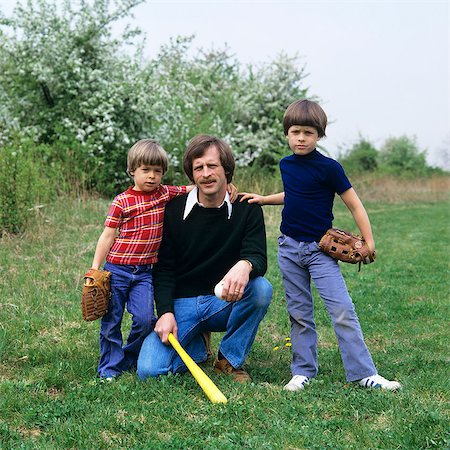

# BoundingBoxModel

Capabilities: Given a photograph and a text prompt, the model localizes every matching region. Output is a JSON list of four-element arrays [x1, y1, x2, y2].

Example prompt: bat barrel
[[168, 333, 227, 404]]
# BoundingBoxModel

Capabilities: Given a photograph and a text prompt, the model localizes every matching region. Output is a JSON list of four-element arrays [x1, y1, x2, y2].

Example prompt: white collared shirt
[[183, 186, 232, 220]]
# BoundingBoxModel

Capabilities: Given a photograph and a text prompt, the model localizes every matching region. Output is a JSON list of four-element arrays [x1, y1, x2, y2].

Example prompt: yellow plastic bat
[[168, 333, 227, 404]]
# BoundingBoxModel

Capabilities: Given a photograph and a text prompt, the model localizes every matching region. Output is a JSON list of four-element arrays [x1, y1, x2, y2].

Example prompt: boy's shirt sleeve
[[328, 160, 352, 195], [104, 197, 123, 228], [165, 185, 187, 200]]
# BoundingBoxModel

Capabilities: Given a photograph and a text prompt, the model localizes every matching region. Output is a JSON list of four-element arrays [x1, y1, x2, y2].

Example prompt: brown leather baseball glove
[[318, 228, 376, 266], [81, 268, 111, 321]]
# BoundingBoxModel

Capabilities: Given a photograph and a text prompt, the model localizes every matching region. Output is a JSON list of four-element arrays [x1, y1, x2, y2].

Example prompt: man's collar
[[183, 186, 232, 220]]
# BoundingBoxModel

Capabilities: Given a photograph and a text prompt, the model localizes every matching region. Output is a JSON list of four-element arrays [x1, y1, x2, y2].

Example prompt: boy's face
[[287, 125, 320, 156], [130, 164, 163, 192]]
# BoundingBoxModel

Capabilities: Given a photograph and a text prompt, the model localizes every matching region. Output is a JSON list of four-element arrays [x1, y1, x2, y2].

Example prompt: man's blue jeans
[[98, 262, 156, 378], [137, 277, 272, 379], [278, 235, 376, 382]]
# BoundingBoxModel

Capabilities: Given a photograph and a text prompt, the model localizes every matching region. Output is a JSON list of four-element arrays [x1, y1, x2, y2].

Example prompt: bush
[[378, 135, 430, 176], [0, 1, 312, 195], [0, 0, 150, 195], [0, 142, 55, 234], [338, 137, 378, 173]]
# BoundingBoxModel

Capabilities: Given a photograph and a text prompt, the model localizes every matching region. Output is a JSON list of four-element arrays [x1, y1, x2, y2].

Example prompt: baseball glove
[[81, 268, 111, 321], [318, 228, 376, 266]]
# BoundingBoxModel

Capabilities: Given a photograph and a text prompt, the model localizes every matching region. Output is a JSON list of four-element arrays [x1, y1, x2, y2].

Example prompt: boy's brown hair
[[183, 134, 235, 183], [283, 99, 328, 138], [127, 139, 169, 175]]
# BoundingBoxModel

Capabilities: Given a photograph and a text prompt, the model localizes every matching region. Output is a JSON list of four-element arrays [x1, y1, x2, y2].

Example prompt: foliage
[[0, 0, 151, 194], [0, 0, 310, 195], [338, 136, 378, 173], [0, 196, 449, 448], [378, 135, 430, 176], [0, 142, 55, 234]]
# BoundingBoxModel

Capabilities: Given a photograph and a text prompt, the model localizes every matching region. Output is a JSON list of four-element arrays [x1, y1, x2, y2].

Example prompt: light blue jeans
[[278, 235, 376, 382], [98, 263, 156, 378], [137, 277, 272, 379]]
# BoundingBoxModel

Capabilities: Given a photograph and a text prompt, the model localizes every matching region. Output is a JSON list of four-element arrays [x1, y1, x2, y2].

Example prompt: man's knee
[[136, 333, 170, 380], [249, 277, 272, 309], [137, 360, 168, 380]]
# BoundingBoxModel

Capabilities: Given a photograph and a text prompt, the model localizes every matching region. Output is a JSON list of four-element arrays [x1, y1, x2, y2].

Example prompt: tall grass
[[0, 179, 449, 449]]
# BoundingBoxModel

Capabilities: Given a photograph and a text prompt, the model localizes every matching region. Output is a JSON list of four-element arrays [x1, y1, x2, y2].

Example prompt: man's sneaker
[[213, 358, 251, 383], [283, 375, 310, 391], [359, 374, 401, 391]]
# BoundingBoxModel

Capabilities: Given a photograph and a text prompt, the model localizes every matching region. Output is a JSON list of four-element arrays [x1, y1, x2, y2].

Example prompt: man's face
[[192, 145, 227, 205]]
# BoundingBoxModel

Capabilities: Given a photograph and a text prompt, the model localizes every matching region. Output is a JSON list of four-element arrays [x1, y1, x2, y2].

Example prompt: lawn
[[0, 182, 449, 449]]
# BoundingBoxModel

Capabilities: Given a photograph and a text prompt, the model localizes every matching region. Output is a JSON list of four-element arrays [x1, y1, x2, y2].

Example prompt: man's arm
[[219, 203, 267, 301], [152, 205, 180, 344]]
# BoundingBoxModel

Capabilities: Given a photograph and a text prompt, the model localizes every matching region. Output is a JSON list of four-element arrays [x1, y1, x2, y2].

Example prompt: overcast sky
[[2, 0, 449, 167]]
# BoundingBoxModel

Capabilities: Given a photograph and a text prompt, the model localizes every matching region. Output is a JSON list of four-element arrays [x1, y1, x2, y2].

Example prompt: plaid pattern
[[105, 185, 186, 265]]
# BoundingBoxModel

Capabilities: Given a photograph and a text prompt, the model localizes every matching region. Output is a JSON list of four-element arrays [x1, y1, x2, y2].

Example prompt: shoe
[[202, 331, 213, 362], [283, 375, 310, 391], [359, 374, 401, 391], [99, 376, 115, 383], [213, 358, 251, 383]]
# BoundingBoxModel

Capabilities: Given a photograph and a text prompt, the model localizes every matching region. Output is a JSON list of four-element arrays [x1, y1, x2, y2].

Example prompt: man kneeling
[[137, 134, 272, 382]]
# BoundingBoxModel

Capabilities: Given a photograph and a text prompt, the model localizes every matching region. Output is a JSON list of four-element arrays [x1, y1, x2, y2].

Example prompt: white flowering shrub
[[0, 0, 150, 193], [0, 0, 312, 197]]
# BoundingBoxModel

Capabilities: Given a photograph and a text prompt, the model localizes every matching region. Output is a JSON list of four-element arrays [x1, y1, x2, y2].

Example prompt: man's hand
[[154, 312, 178, 345], [219, 260, 252, 302]]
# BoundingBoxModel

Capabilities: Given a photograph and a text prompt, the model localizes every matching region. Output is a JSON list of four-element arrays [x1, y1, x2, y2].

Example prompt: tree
[[338, 136, 378, 173], [1, 0, 314, 195], [0, 0, 148, 193], [378, 135, 429, 175]]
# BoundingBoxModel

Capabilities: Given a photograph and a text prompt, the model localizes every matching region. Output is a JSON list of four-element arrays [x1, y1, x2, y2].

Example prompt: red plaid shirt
[[105, 185, 187, 265]]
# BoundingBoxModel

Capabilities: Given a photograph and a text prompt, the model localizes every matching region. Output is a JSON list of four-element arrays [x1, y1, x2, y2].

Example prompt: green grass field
[[1, 185, 449, 449]]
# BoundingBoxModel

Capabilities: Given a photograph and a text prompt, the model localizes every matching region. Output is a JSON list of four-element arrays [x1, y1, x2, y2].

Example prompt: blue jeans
[[278, 235, 376, 382], [136, 277, 272, 379], [98, 262, 156, 378]]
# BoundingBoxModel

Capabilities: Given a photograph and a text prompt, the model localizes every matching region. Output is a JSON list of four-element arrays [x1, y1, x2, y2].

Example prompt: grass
[[0, 177, 449, 449]]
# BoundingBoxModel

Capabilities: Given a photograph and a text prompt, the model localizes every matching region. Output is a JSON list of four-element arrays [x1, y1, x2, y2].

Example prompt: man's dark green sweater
[[153, 194, 268, 316]]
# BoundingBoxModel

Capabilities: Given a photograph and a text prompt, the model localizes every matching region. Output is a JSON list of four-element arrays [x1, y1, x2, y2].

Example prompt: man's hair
[[127, 139, 169, 175], [183, 134, 235, 183], [283, 99, 328, 138]]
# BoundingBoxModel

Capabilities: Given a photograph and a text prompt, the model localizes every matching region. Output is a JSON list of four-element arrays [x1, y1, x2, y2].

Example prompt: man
[[137, 134, 272, 382]]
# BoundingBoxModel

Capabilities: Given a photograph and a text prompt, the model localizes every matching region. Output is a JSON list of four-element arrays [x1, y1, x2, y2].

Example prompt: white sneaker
[[359, 374, 401, 391], [99, 376, 115, 383], [283, 375, 310, 391]]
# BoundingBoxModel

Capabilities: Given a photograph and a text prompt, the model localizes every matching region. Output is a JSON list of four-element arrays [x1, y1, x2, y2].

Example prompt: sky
[[1, 0, 449, 167]]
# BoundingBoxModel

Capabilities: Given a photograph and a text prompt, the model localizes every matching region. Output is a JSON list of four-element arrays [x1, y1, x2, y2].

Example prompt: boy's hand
[[239, 192, 265, 204], [227, 183, 238, 202]]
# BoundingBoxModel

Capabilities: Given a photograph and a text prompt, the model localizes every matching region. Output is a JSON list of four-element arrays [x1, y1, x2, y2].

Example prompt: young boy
[[241, 99, 401, 391], [89, 139, 193, 380]]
